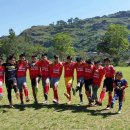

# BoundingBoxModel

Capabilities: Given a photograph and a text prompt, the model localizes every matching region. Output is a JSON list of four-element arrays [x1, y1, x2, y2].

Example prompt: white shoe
[[53, 99, 59, 104], [43, 100, 48, 104], [118, 110, 122, 114]]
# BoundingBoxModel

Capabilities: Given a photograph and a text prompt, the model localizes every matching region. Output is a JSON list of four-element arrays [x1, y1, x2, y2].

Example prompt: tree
[[52, 33, 75, 59], [97, 24, 130, 65]]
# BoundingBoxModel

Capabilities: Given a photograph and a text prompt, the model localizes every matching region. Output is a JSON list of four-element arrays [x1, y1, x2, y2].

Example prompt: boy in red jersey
[[28, 55, 41, 104], [91, 61, 105, 106], [50, 55, 63, 104], [17, 54, 29, 105], [63, 56, 75, 104], [72, 57, 85, 105], [38, 53, 51, 104], [84, 59, 94, 105], [0, 57, 5, 100], [98, 58, 115, 109]]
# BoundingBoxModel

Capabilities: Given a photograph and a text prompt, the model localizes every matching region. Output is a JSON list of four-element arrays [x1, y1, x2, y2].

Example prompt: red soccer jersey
[[0, 65, 4, 83], [93, 66, 105, 86], [103, 65, 115, 78], [74, 62, 85, 79], [17, 61, 28, 78], [50, 62, 63, 78], [39, 59, 51, 78], [63, 61, 75, 78], [28, 61, 41, 79], [84, 64, 94, 80]]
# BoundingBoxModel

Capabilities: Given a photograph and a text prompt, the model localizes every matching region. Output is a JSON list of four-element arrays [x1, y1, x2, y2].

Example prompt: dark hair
[[104, 58, 110, 62], [86, 59, 92, 64], [54, 55, 59, 59], [115, 71, 123, 77], [94, 60, 100, 64], [8, 54, 16, 61], [19, 53, 26, 58], [41, 53, 47, 57], [76, 57, 82, 62], [67, 55, 72, 60], [31, 55, 37, 58]]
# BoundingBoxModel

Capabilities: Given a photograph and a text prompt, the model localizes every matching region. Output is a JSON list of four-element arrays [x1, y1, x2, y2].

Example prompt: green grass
[[0, 67, 130, 130]]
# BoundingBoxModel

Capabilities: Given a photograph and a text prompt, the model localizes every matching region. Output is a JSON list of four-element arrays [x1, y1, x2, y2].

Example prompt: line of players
[[0, 54, 128, 113]]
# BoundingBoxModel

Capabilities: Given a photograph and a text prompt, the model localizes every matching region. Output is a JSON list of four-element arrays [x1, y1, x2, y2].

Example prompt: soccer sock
[[79, 94, 83, 102], [99, 91, 105, 103], [119, 101, 122, 110], [53, 87, 59, 101], [86, 91, 91, 102], [23, 85, 29, 98], [108, 94, 112, 106], [67, 84, 71, 100], [19, 90, 23, 102], [0, 86, 3, 96]]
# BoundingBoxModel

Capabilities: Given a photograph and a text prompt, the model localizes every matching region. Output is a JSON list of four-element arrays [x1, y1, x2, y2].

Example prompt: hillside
[[4, 11, 130, 52]]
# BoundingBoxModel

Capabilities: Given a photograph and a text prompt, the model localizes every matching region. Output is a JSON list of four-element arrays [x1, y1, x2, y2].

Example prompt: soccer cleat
[[105, 105, 110, 110], [43, 100, 48, 104], [53, 99, 59, 104], [72, 88, 76, 96], [21, 101, 24, 106], [79, 101, 83, 105], [9, 103, 14, 108], [26, 97, 30, 102], [118, 110, 122, 114], [67, 101, 72, 105], [16, 92, 20, 99]]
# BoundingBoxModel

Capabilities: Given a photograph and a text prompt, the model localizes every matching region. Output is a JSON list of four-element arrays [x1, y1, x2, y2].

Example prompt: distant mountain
[[3, 11, 130, 52]]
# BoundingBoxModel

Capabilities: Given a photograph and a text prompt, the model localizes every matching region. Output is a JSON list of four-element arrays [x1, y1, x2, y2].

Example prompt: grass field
[[0, 67, 130, 130]]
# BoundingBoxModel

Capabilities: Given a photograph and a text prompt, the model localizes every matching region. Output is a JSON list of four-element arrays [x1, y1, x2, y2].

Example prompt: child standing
[[91, 61, 104, 106], [50, 55, 63, 104], [111, 71, 128, 114]]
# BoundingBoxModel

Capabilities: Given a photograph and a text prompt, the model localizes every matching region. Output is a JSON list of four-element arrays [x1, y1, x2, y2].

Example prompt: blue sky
[[0, 0, 130, 36]]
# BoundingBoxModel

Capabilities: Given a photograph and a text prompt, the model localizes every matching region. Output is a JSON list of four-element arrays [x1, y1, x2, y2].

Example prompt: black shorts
[[5, 78, 17, 89], [31, 77, 41, 87], [84, 79, 93, 91], [103, 78, 113, 92]]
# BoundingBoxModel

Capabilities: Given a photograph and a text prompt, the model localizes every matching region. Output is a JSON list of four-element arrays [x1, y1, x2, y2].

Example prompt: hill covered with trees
[[19, 11, 130, 52]]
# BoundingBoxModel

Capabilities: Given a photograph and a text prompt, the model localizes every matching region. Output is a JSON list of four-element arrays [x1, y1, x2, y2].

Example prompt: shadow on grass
[[0, 103, 118, 118]]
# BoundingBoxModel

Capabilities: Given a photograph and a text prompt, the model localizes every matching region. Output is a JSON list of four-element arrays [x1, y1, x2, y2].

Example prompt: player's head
[[54, 55, 59, 63], [76, 57, 82, 64], [104, 58, 111, 66], [86, 59, 92, 66], [94, 60, 100, 68], [67, 55, 72, 63], [31, 55, 37, 62], [19, 53, 26, 62], [115, 71, 123, 80], [41, 53, 47, 61], [8, 55, 16, 64]]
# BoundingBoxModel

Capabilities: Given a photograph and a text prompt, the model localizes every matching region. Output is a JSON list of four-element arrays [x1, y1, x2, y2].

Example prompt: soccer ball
[[0, 94, 3, 101]]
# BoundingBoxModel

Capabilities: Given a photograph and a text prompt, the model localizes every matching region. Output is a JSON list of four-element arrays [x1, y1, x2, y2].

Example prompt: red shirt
[[0, 65, 4, 82], [17, 61, 28, 78], [74, 62, 85, 79], [50, 62, 63, 78], [103, 65, 115, 78], [84, 64, 94, 80], [39, 59, 51, 78], [28, 61, 41, 79], [63, 61, 75, 78], [93, 66, 105, 86]]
